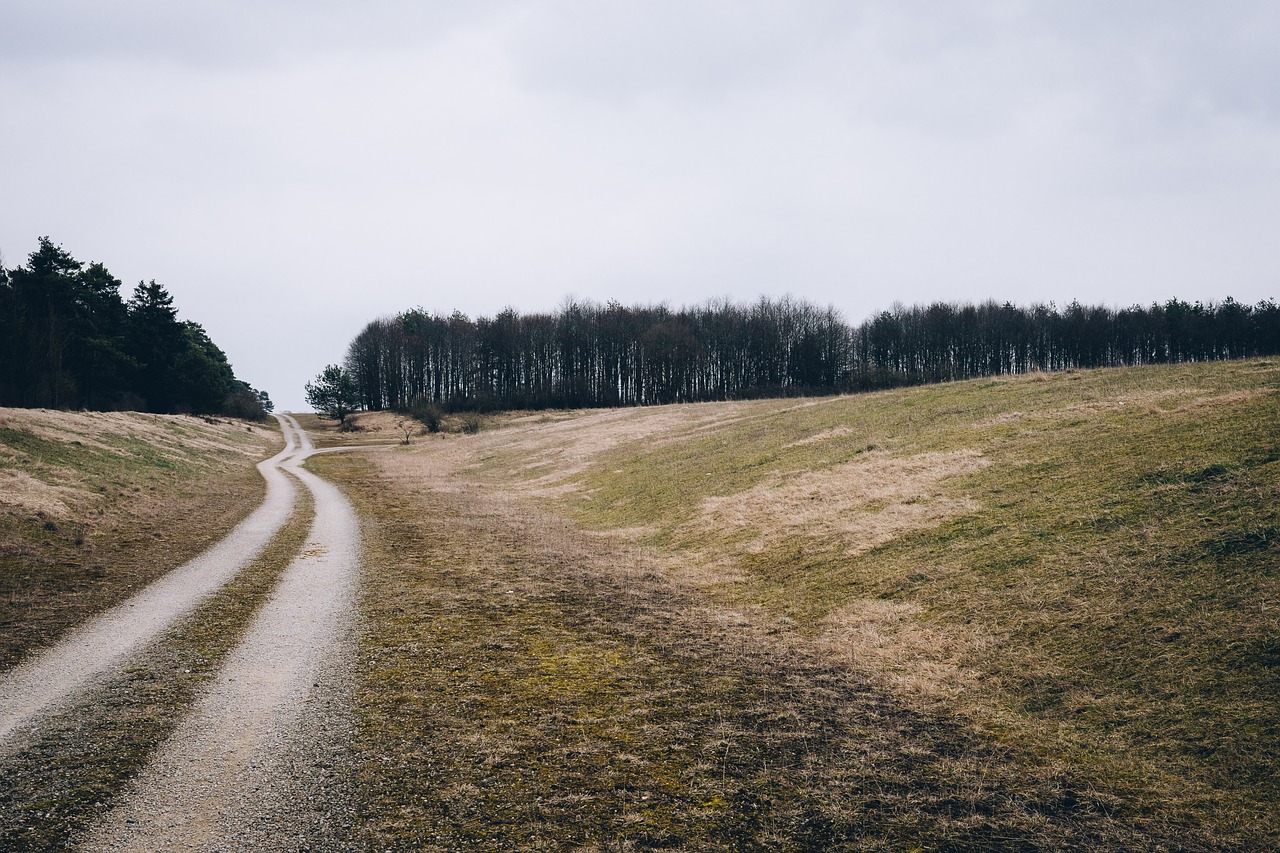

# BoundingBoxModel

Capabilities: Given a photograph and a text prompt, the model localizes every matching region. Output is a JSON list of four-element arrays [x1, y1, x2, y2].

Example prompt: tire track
[[82, 415, 362, 851], [0, 414, 306, 749]]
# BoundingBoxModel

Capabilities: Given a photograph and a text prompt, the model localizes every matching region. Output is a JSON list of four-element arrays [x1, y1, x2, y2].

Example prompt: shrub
[[409, 396, 443, 433], [222, 388, 269, 422]]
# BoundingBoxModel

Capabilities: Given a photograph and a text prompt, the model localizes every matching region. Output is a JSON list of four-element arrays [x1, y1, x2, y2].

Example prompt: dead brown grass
[[815, 599, 994, 708], [0, 408, 273, 457], [691, 449, 989, 559], [782, 425, 855, 448], [462, 402, 767, 495], [294, 411, 406, 447], [0, 469, 85, 519], [0, 408, 278, 669]]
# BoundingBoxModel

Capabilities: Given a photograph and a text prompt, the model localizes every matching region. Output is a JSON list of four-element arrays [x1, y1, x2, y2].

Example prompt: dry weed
[[454, 401, 770, 496], [782, 426, 854, 448], [0, 470, 87, 518], [1165, 387, 1273, 413], [1, 408, 269, 457], [691, 449, 988, 558], [815, 598, 994, 707]]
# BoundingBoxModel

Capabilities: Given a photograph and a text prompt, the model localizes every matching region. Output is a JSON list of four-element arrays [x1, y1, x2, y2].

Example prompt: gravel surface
[[81, 416, 362, 851], [0, 415, 304, 749]]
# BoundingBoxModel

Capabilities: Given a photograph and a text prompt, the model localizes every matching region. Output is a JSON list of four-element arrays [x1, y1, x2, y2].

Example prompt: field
[[1, 361, 1276, 849], [308, 359, 1279, 849]]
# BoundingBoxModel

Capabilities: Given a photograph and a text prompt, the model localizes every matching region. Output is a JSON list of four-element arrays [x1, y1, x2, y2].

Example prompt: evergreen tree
[[126, 280, 185, 412], [5, 237, 85, 407], [305, 364, 360, 423], [1, 237, 272, 417], [70, 262, 133, 408], [172, 322, 236, 414]]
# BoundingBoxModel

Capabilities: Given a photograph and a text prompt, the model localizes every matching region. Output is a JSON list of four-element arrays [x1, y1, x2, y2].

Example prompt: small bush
[[222, 389, 269, 422], [409, 397, 443, 433], [460, 412, 483, 434]]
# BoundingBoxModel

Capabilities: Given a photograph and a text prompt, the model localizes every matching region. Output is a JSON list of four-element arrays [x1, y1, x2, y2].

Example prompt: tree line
[[324, 294, 1280, 414], [0, 237, 271, 418]]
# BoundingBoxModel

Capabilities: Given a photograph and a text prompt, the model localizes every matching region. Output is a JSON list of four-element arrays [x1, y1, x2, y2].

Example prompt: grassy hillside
[[316, 359, 1278, 848], [0, 409, 278, 668]]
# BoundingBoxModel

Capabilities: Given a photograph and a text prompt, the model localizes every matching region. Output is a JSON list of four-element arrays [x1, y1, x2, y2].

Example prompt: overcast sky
[[3, 1, 1278, 410]]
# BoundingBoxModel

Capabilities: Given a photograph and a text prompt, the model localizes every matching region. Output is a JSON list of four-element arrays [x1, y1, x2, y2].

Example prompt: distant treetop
[[330, 295, 1280, 414]]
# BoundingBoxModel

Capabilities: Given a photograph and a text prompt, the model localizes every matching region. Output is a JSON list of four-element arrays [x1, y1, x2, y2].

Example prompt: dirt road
[[83, 415, 362, 850], [0, 415, 306, 748], [0, 414, 363, 850]]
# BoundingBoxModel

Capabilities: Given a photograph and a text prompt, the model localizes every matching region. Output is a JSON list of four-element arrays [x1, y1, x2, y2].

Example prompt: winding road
[[0, 414, 364, 849]]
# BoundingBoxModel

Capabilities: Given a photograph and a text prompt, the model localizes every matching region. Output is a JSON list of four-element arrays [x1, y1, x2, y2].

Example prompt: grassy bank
[[0, 409, 277, 669], [318, 451, 1148, 849], [317, 359, 1277, 847], [458, 359, 1278, 844]]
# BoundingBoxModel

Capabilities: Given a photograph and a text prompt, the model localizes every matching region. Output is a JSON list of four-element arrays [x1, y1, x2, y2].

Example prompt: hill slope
[[0, 409, 278, 668], [313, 359, 1279, 848]]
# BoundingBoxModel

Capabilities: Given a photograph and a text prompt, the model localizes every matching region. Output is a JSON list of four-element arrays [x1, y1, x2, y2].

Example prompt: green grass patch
[[0, 428, 87, 470]]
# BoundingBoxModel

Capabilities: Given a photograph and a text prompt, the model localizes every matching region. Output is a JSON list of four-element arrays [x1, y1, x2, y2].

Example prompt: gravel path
[[81, 415, 362, 851], [0, 414, 304, 749]]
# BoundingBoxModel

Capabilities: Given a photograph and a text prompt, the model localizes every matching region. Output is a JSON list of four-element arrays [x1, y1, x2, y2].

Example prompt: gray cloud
[[2, 1, 1277, 409], [0, 1, 507, 68]]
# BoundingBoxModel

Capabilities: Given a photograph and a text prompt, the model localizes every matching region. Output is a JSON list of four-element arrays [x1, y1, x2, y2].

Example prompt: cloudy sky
[[3, 1, 1278, 410]]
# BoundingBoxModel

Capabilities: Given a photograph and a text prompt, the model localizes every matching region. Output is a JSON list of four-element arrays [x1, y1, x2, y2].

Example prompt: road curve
[[84, 414, 363, 850], [0, 414, 305, 747]]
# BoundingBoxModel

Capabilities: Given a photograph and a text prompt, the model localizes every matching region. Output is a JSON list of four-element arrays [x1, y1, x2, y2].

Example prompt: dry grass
[[814, 598, 994, 709], [782, 425, 855, 448], [457, 401, 768, 495], [691, 449, 989, 559], [316, 448, 1170, 850], [0, 468, 86, 519], [317, 359, 1278, 848], [304, 410, 408, 445], [0, 408, 277, 669], [0, 408, 272, 457]]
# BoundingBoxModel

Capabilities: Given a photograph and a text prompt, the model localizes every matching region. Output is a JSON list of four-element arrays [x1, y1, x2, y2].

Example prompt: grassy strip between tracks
[[0, 481, 313, 851]]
